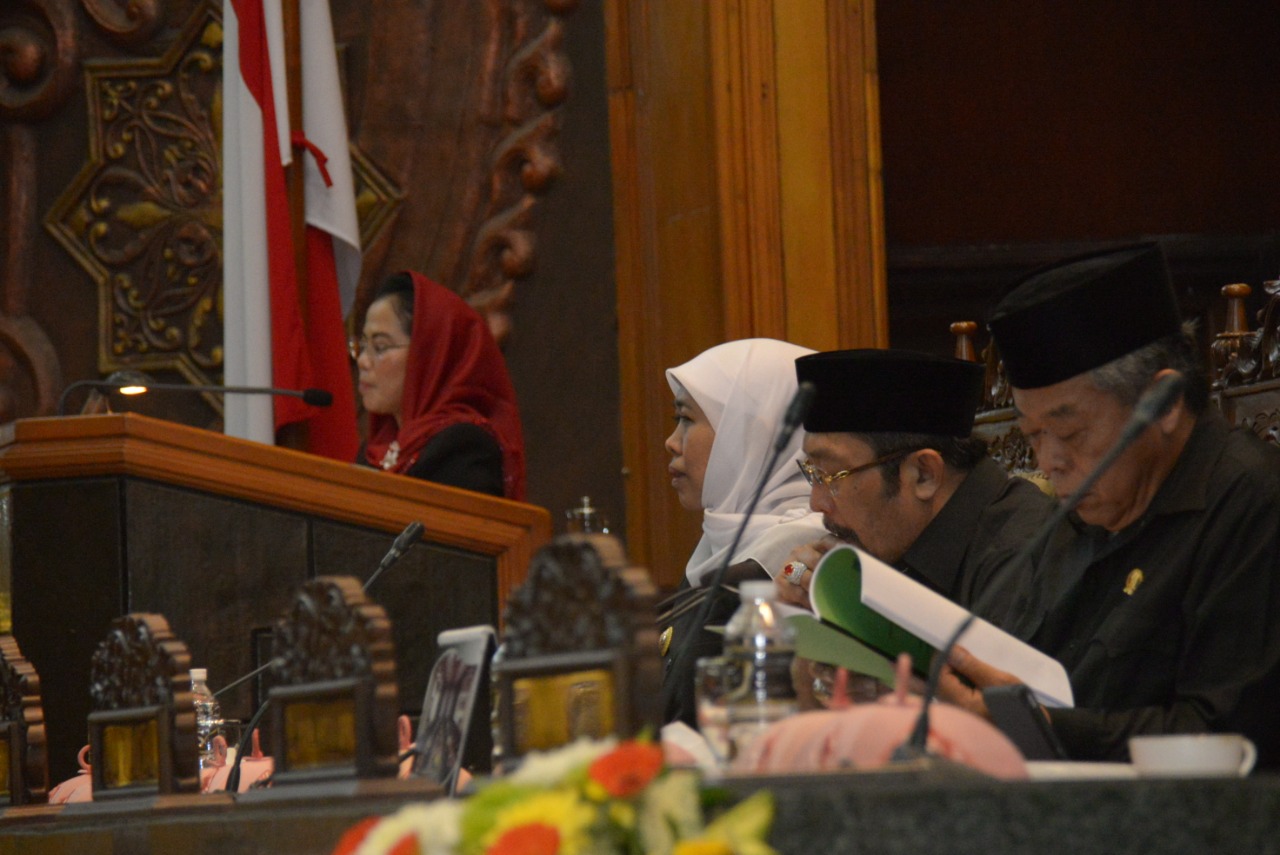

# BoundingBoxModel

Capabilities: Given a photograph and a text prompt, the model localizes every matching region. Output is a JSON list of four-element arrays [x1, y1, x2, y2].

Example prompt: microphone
[[997, 370, 1186, 573], [363, 520, 426, 591], [892, 613, 977, 760], [223, 520, 424, 791], [674, 382, 816, 667], [774, 382, 816, 453], [56, 371, 334, 416], [895, 371, 1187, 761]]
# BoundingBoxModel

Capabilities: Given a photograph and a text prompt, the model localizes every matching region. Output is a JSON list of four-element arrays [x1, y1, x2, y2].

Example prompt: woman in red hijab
[[355, 272, 526, 500]]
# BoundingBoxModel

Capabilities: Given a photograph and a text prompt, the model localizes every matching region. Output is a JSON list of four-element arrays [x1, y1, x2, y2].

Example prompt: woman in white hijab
[[659, 338, 827, 726]]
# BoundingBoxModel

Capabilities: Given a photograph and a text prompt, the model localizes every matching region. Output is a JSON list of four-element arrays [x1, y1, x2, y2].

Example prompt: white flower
[[508, 736, 618, 787], [354, 800, 464, 855]]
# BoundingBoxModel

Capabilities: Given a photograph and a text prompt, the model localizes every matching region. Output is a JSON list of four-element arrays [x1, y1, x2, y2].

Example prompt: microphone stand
[[223, 520, 424, 792], [674, 382, 816, 668], [891, 372, 1186, 762]]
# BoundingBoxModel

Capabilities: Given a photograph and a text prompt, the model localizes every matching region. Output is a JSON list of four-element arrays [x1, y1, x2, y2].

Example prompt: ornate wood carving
[[270, 577, 396, 688], [493, 534, 661, 765], [45, 5, 223, 390], [462, 0, 579, 342], [0, 634, 48, 804], [0, 1, 80, 419], [1213, 282, 1280, 389], [501, 533, 656, 659], [89, 613, 192, 711], [87, 612, 197, 796], [79, 0, 164, 49], [0, 1, 80, 121], [268, 576, 399, 780]]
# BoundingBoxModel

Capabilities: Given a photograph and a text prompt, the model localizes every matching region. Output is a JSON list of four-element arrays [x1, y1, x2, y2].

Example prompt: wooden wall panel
[[609, 0, 888, 587], [607, 0, 722, 584]]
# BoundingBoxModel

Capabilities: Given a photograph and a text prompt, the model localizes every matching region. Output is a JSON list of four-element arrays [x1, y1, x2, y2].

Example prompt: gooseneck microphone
[[223, 520, 425, 791], [363, 521, 426, 591], [56, 373, 334, 416], [997, 370, 1186, 574], [894, 371, 1187, 760], [673, 381, 817, 667]]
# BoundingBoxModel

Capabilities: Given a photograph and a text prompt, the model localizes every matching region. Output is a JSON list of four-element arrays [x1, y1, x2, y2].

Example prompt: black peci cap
[[795, 349, 984, 437], [987, 243, 1181, 390]]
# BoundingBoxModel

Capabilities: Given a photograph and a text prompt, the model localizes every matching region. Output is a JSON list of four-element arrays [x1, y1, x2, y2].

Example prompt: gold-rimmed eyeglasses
[[348, 337, 409, 361], [796, 448, 916, 497]]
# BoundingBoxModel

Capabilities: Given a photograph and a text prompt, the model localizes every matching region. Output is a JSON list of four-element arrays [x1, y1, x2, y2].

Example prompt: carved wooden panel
[[493, 534, 661, 764], [268, 576, 399, 780], [87, 612, 198, 796], [0, 634, 47, 804], [336, 0, 581, 343], [1213, 281, 1280, 446]]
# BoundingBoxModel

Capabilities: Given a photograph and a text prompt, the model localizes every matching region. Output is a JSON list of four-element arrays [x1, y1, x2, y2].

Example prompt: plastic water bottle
[[190, 668, 223, 773], [722, 580, 797, 759]]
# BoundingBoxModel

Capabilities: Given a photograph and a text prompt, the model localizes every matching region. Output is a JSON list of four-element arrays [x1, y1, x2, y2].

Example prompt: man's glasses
[[796, 448, 915, 497], [348, 337, 409, 361]]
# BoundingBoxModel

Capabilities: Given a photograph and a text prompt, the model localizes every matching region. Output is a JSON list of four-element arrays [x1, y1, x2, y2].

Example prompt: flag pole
[[278, 0, 309, 450]]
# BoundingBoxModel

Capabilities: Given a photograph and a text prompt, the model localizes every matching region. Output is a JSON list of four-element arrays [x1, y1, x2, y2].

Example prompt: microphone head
[[302, 388, 334, 407], [773, 381, 818, 453]]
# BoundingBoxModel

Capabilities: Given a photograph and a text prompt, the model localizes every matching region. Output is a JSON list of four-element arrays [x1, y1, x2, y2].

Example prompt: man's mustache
[[823, 517, 859, 544]]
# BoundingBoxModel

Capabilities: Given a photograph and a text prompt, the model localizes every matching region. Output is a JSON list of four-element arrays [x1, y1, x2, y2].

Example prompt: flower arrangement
[[333, 737, 775, 855]]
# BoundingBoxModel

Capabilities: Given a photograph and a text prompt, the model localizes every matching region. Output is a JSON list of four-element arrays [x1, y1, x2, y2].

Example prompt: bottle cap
[[739, 580, 775, 602], [190, 668, 207, 682]]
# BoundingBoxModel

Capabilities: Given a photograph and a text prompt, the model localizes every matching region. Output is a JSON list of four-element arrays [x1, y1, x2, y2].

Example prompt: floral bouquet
[[333, 737, 775, 855]]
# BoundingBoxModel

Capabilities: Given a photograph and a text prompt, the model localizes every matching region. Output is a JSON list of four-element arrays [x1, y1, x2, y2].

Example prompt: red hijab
[[363, 273, 526, 500]]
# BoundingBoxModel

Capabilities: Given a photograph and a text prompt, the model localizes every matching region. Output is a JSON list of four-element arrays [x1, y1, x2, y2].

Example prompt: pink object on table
[[732, 660, 1028, 780], [47, 745, 94, 804], [204, 729, 275, 793]]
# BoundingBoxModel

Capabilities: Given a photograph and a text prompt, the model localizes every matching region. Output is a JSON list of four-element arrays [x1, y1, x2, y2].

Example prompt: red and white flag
[[222, 0, 360, 459]]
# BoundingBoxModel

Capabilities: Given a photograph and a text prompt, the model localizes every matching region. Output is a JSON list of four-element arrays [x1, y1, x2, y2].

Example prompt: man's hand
[[935, 644, 1022, 719], [773, 535, 842, 608]]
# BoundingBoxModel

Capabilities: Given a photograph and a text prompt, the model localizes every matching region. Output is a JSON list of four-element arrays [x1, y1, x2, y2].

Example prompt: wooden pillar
[[607, 0, 887, 587]]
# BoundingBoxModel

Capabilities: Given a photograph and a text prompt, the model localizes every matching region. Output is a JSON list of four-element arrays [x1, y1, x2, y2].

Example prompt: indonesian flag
[[222, 0, 360, 460]]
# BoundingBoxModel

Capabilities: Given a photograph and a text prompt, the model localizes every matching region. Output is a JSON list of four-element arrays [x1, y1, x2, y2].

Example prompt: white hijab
[[667, 339, 828, 586]]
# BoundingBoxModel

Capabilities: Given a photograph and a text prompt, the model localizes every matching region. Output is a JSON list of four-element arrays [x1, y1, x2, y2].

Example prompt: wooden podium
[[0, 414, 550, 782]]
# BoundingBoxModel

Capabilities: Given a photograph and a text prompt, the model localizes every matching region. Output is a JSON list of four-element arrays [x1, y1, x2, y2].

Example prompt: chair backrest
[[266, 576, 400, 784], [1212, 281, 1280, 444], [951, 321, 1040, 476], [491, 533, 660, 770], [87, 614, 197, 798], [0, 634, 48, 805]]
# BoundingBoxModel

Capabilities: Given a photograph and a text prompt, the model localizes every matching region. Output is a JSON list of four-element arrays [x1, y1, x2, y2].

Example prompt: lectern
[[0, 413, 550, 781]]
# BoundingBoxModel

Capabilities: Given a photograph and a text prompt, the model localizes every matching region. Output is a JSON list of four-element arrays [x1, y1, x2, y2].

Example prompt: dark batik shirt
[[898, 456, 1057, 633], [1012, 413, 1280, 766], [660, 560, 770, 728]]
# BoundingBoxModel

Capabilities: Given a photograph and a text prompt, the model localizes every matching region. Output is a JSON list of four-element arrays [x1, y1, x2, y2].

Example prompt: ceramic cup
[[1128, 733, 1256, 778]]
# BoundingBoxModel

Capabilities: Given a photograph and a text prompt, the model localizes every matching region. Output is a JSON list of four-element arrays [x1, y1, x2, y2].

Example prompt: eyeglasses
[[796, 449, 916, 497], [348, 337, 409, 361]]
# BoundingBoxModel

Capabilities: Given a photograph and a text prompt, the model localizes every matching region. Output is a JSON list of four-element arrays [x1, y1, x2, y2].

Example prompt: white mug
[[1128, 733, 1257, 778]]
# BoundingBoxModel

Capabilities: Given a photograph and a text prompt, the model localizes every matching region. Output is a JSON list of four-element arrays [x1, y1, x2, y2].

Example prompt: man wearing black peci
[[939, 243, 1280, 767], [775, 349, 1056, 638]]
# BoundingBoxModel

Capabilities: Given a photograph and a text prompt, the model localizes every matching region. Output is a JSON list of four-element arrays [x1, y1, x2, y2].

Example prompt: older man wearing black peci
[[939, 243, 1280, 768], [776, 349, 1057, 638]]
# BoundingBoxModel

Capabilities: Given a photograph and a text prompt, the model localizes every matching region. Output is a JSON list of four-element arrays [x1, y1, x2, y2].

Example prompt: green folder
[[788, 544, 935, 686]]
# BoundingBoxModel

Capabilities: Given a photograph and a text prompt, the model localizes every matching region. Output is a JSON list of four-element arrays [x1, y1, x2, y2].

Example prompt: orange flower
[[487, 823, 560, 855], [587, 741, 665, 798], [332, 817, 380, 855]]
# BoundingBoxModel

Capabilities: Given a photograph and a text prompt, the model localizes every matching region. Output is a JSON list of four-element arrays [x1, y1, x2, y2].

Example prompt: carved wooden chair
[[1211, 281, 1280, 444], [265, 576, 400, 785], [0, 635, 48, 805], [951, 321, 1041, 477], [491, 533, 661, 770], [87, 614, 198, 798]]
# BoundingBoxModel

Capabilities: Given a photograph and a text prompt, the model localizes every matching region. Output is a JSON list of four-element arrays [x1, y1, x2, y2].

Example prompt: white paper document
[[851, 546, 1074, 707]]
